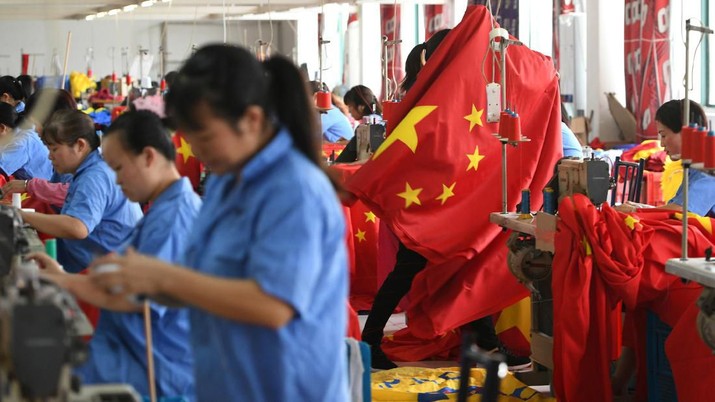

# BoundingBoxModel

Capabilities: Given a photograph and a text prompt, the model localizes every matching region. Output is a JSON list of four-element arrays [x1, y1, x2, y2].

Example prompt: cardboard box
[[571, 116, 590, 146], [606, 92, 637, 142]]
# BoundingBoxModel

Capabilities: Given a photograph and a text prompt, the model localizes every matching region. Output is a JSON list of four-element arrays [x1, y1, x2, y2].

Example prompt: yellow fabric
[[372, 367, 555, 401], [631, 140, 663, 162], [69, 71, 97, 99], [661, 158, 683, 203], [494, 297, 531, 341]]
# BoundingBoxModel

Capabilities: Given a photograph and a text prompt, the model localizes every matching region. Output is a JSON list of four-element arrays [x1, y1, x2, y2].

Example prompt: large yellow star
[[495, 296, 531, 342], [365, 211, 377, 223], [372, 106, 437, 160], [436, 182, 456, 205], [176, 136, 195, 164], [397, 182, 423, 208], [355, 229, 366, 242], [466, 146, 486, 171], [674, 212, 713, 234], [464, 104, 484, 132]]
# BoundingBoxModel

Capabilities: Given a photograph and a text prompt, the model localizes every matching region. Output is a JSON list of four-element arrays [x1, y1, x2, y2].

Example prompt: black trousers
[[361, 241, 498, 351]]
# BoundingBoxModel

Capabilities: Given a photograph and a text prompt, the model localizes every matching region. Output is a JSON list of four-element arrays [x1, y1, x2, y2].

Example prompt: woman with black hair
[[87, 45, 348, 401], [343, 85, 382, 121], [20, 110, 142, 273], [0, 75, 26, 113], [0, 88, 62, 181], [1, 89, 77, 204], [32, 110, 198, 400]]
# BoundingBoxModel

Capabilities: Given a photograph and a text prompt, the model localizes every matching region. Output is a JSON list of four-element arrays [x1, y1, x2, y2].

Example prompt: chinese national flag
[[346, 5, 562, 350], [173, 131, 203, 191]]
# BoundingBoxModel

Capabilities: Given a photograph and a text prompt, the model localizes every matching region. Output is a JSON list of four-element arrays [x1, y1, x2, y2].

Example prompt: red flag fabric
[[552, 195, 715, 402], [346, 5, 561, 350], [624, 0, 671, 140], [173, 132, 203, 191]]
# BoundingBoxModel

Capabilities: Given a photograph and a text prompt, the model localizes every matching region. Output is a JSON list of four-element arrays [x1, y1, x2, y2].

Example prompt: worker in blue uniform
[[656, 99, 715, 217], [32, 110, 198, 400], [87, 45, 349, 402], [21, 110, 142, 273], [310, 81, 355, 143]]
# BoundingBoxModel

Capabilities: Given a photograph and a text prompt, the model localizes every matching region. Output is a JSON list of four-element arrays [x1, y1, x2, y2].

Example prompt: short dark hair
[[42, 109, 99, 150], [104, 110, 176, 161], [0, 102, 17, 129], [655, 99, 708, 133]]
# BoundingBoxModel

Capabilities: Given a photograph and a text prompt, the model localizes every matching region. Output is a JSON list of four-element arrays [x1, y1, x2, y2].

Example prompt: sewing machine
[[555, 158, 611, 206], [666, 257, 715, 353], [355, 122, 386, 162], [0, 206, 140, 402]]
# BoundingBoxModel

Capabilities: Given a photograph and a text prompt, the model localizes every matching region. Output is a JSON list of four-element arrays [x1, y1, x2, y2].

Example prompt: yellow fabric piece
[[661, 158, 682, 203], [673, 212, 713, 235], [495, 297, 531, 341], [69, 71, 97, 99], [372, 367, 555, 401], [631, 140, 663, 162]]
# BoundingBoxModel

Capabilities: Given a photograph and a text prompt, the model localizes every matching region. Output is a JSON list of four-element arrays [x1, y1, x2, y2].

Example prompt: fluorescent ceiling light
[[85, 15, 96, 21], [108, 8, 121, 15], [96, 11, 108, 18], [141, 0, 154, 7], [123, 4, 138, 12]]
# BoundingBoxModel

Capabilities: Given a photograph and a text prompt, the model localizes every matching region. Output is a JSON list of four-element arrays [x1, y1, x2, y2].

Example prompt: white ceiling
[[0, 0, 332, 21]]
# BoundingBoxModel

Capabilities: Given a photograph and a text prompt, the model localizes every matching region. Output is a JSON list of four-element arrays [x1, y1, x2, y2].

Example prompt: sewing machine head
[[556, 158, 611, 206]]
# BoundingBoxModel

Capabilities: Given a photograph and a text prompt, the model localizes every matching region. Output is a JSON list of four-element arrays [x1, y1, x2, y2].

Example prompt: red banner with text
[[624, 0, 671, 140], [380, 4, 403, 101], [424, 5, 451, 40]]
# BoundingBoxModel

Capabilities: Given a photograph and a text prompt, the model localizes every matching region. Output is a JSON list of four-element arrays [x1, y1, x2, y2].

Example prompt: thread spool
[[45, 239, 57, 260], [705, 130, 715, 169], [125, 74, 132, 86], [508, 111, 522, 142], [11, 193, 21, 209], [694, 126, 708, 164], [681, 123, 697, 161], [382, 100, 399, 135], [543, 187, 556, 214], [160, 79, 167, 92], [498, 109, 511, 138], [111, 72, 117, 82], [87, 68, 93, 78], [519, 189, 531, 218], [315, 91, 332, 110]]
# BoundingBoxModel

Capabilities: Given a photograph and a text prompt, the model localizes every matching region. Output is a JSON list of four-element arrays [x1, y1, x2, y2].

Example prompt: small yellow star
[[464, 104, 484, 132], [176, 136, 195, 164], [397, 182, 423, 208], [436, 182, 456, 205], [20, 193, 30, 202], [624, 215, 640, 230], [365, 211, 377, 223], [466, 146, 486, 171], [355, 229, 367, 242], [582, 236, 592, 256]]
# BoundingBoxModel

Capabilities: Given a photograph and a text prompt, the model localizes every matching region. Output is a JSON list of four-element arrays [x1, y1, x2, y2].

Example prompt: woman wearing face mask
[[20, 110, 142, 273], [0, 75, 26, 113], [32, 110, 198, 400], [84, 45, 348, 402]]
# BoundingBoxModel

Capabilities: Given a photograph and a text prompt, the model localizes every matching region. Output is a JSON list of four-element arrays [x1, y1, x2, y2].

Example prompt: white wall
[[585, 0, 626, 142], [0, 19, 161, 78]]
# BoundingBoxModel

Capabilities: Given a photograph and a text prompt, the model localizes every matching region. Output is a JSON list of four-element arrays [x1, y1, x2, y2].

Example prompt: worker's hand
[[1, 180, 27, 198], [89, 248, 169, 297], [27, 252, 65, 275], [41, 272, 141, 312], [613, 203, 638, 213]]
